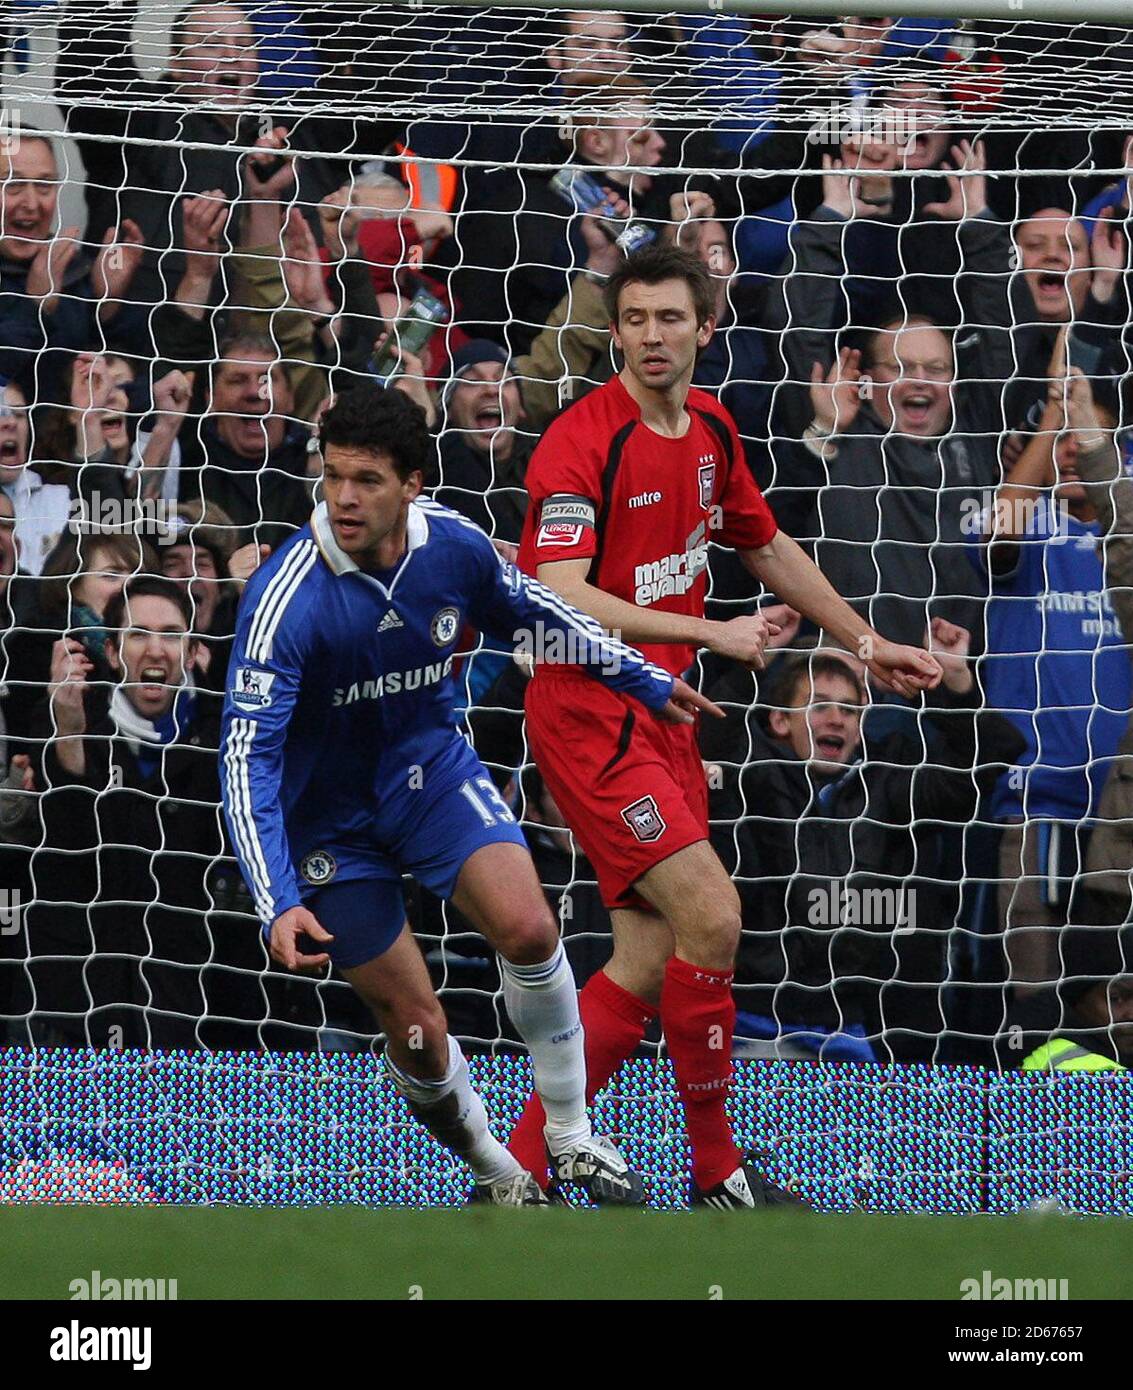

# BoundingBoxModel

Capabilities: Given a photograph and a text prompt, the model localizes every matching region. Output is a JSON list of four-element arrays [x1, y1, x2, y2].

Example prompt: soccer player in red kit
[[510, 245, 942, 1208]]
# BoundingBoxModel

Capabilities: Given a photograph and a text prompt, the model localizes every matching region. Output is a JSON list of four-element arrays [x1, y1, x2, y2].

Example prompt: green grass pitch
[[3, 1207, 1133, 1299]]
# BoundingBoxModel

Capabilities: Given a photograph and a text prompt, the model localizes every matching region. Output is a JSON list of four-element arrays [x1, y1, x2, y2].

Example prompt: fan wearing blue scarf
[[49, 576, 198, 782], [37, 572, 235, 1049]]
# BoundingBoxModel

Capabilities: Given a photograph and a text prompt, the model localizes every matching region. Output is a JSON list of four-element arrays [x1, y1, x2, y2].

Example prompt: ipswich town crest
[[620, 795, 667, 843], [698, 460, 716, 509]]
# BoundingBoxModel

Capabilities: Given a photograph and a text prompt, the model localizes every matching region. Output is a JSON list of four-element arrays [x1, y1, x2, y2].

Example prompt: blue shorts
[[295, 743, 527, 969], [302, 878, 407, 969]]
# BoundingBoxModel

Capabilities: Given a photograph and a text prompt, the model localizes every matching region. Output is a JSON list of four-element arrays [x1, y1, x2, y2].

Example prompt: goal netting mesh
[[2, 0, 1133, 1211]]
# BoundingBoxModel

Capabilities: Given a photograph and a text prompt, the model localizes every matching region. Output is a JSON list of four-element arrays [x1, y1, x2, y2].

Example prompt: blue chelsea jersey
[[975, 496, 1133, 820], [220, 498, 675, 924]]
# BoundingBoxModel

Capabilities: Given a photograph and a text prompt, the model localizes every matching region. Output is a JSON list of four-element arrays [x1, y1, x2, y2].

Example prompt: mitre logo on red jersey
[[628, 490, 662, 510], [698, 459, 716, 509]]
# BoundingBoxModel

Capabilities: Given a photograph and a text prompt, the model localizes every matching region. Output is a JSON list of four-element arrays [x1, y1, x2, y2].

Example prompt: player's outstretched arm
[[468, 541, 676, 710], [741, 530, 943, 698], [534, 556, 781, 669]]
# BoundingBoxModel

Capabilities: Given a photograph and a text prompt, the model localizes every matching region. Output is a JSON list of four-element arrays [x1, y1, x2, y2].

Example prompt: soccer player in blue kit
[[220, 384, 713, 1206]]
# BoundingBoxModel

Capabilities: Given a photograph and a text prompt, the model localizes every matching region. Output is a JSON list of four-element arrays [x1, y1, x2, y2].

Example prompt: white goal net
[[1, 1, 1132, 1210]]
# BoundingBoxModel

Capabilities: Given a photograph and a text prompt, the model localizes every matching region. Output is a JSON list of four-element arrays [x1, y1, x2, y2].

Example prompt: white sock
[[387, 1035, 522, 1185], [499, 942, 590, 1153]]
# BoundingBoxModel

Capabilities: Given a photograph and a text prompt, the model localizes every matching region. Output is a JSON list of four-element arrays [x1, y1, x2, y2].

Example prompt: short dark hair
[[860, 313, 951, 370], [158, 500, 238, 575], [765, 651, 865, 714], [211, 331, 290, 392], [39, 531, 158, 626], [171, 1, 249, 56], [318, 383, 431, 482], [103, 575, 194, 639], [870, 79, 953, 115], [603, 245, 715, 327]]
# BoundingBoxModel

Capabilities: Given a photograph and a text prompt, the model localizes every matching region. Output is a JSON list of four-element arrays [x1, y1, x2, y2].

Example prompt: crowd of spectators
[[1, 0, 1133, 1069]]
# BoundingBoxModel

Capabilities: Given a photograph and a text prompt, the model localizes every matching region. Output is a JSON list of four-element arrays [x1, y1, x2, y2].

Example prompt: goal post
[[10, 0, 1133, 24]]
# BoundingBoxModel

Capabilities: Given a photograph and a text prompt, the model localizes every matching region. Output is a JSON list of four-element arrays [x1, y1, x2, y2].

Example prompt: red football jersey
[[517, 374, 777, 674]]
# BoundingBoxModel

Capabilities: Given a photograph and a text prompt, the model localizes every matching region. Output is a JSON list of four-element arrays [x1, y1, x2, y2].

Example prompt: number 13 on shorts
[[459, 776, 516, 827]]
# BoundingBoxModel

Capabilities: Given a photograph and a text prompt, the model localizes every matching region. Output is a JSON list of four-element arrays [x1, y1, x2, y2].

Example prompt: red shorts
[[525, 669, 709, 911]]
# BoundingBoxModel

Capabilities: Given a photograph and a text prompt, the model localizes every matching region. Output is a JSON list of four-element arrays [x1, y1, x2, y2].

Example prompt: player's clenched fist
[[706, 611, 782, 670], [269, 906, 334, 972], [865, 637, 943, 698]]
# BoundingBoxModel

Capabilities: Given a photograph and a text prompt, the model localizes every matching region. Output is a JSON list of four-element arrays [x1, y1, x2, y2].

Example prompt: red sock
[[661, 955, 741, 1191], [508, 969, 657, 1188]]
